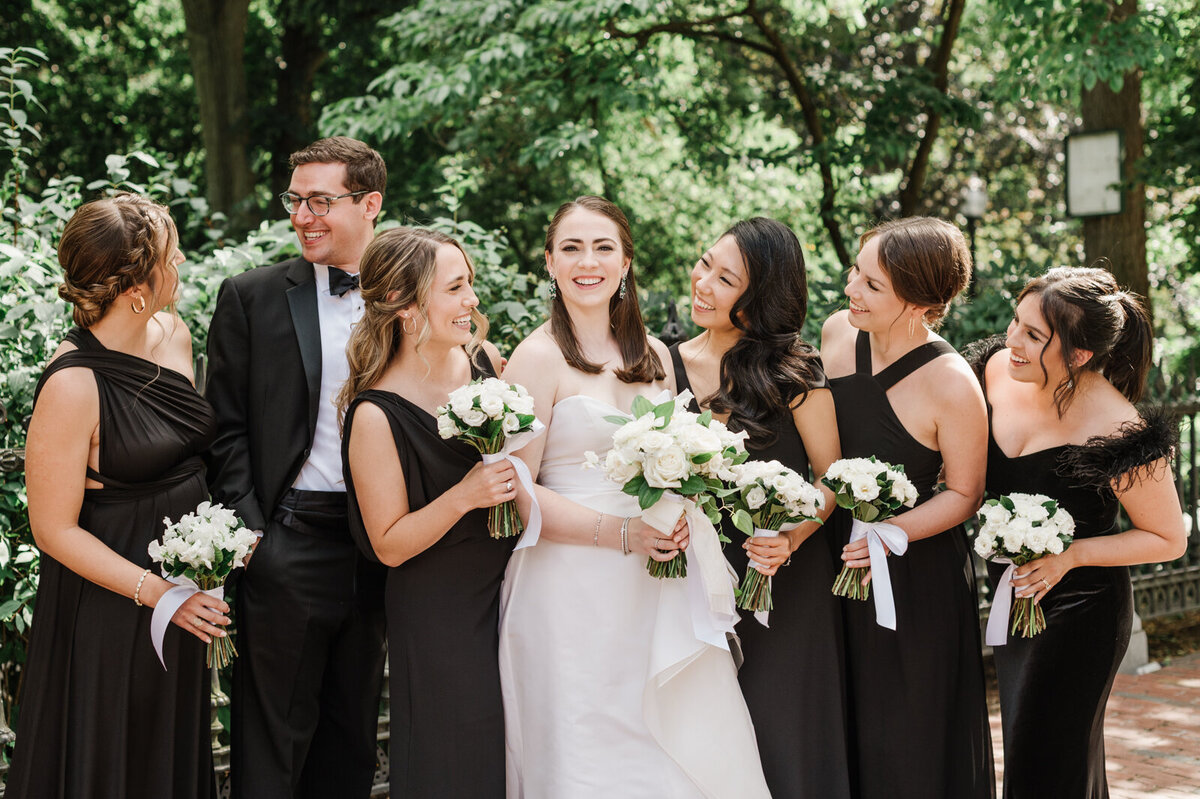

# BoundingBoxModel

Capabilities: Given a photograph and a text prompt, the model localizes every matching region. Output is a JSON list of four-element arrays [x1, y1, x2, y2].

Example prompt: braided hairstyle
[[1017, 265, 1153, 415], [57, 194, 177, 328]]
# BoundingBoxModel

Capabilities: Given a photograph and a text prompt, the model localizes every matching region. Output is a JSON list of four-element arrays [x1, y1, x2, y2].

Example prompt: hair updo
[[1017, 266, 1153, 414], [860, 216, 972, 328], [57, 193, 177, 328]]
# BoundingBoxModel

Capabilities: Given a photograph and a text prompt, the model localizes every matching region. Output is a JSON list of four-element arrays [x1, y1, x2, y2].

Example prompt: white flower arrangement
[[823, 456, 918, 601], [150, 501, 257, 668], [585, 390, 749, 578], [725, 459, 825, 614], [436, 377, 540, 539], [975, 492, 1075, 639]]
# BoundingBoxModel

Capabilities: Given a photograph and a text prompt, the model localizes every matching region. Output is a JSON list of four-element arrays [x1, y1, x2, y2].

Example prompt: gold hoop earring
[[131, 295, 147, 314], [402, 316, 416, 336]]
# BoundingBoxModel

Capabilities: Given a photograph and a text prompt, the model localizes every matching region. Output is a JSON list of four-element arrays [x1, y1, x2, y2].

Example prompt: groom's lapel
[[285, 259, 322, 438]]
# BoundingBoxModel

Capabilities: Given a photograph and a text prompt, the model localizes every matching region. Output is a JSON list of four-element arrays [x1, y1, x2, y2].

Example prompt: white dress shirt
[[292, 263, 364, 493]]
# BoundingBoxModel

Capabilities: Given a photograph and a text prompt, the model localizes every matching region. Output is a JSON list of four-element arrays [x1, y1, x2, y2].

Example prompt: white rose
[[613, 414, 657, 447], [437, 413, 460, 439], [502, 413, 521, 433], [1046, 535, 1065, 555], [745, 485, 768, 510], [643, 445, 690, 488], [448, 390, 475, 417], [850, 476, 880, 502], [674, 423, 722, 456], [637, 431, 675, 454], [974, 533, 996, 559], [460, 408, 488, 428], [604, 449, 643, 484], [479, 392, 506, 418], [1025, 525, 1051, 553]]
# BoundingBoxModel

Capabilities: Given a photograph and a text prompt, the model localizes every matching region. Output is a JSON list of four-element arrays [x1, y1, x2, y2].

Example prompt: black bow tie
[[328, 267, 360, 297]]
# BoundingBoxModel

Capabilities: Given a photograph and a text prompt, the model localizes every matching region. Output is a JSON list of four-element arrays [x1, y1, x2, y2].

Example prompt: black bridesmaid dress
[[669, 344, 852, 799], [343, 355, 514, 798], [6, 328, 217, 799], [974, 339, 1175, 799], [829, 330, 994, 799]]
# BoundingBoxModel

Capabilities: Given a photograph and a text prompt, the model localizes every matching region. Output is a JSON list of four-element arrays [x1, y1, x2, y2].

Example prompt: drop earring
[[549, 278, 558, 300], [619, 273, 627, 300]]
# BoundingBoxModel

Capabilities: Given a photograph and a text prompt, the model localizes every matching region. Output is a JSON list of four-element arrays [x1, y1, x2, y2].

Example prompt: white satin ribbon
[[149, 573, 224, 670], [986, 558, 1016, 647], [642, 492, 739, 650], [747, 523, 801, 628], [481, 419, 545, 550], [849, 518, 910, 631]]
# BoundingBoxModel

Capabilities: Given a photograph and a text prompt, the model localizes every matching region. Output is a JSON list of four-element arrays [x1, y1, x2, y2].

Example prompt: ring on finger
[[1041, 578, 1051, 590], [193, 616, 204, 627], [505, 481, 513, 492]]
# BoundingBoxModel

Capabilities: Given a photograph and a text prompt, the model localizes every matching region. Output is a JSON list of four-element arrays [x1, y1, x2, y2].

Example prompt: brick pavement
[[990, 652, 1200, 797]]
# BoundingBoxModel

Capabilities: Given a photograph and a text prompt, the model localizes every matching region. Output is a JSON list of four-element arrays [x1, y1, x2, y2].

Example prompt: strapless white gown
[[499, 395, 770, 798]]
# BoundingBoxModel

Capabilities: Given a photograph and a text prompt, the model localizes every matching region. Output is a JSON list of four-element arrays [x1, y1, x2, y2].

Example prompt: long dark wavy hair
[[1018, 265, 1152, 416], [544, 196, 665, 384], [705, 218, 824, 448]]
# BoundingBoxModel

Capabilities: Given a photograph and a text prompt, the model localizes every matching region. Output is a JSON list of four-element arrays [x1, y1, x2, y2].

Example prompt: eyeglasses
[[279, 190, 369, 216]]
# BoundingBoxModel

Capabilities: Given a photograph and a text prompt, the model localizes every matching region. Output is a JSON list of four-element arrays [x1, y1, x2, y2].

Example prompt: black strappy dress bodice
[[828, 330, 994, 799], [668, 343, 852, 799], [973, 337, 1176, 799], [343, 354, 513, 798], [6, 328, 217, 799]]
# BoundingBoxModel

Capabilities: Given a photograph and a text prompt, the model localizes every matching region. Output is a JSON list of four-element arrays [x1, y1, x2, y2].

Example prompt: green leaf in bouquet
[[833, 491, 857, 510], [731, 451, 749, 465], [711, 484, 741, 498], [858, 503, 881, 522], [1041, 499, 1058, 514], [653, 401, 674, 423], [631, 395, 655, 418], [603, 415, 631, 426], [691, 452, 714, 464], [638, 482, 665, 510], [622, 476, 646, 497], [732, 508, 754, 536], [697, 410, 713, 425], [678, 474, 705, 495], [517, 413, 536, 427], [1000, 495, 1016, 512]]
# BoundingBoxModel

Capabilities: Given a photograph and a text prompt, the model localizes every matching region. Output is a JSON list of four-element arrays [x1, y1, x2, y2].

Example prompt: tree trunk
[[267, 19, 328, 206], [181, 0, 256, 231], [1080, 0, 1149, 306]]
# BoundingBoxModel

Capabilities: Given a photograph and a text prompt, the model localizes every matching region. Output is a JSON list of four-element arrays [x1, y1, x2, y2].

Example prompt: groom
[[205, 137, 388, 799]]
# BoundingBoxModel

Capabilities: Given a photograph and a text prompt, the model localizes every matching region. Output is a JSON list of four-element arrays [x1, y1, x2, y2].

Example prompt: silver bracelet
[[620, 517, 631, 556], [593, 513, 603, 547]]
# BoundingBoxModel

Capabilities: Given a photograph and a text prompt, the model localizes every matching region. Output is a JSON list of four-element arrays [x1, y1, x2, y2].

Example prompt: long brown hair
[[860, 216, 971, 329], [57, 193, 178, 327], [544, 196, 664, 383], [335, 227, 488, 423], [1017, 265, 1152, 416]]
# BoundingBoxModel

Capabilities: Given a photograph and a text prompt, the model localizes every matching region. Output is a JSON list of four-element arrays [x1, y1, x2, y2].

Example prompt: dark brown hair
[[289, 136, 387, 198], [1018, 265, 1152, 415], [706, 218, 824, 448], [860, 216, 971, 328], [544, 196, 665, 384], [57, 193, 177, 328]]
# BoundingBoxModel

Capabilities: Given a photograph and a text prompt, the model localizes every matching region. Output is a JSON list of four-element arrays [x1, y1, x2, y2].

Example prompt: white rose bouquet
[[974, 492, 1075, 642], [586, 391, 749, 578], [725, 460, 825, 616], [436, 377, 541, 540], [148, 501, 258, 669], [823, 457, 918, 611]]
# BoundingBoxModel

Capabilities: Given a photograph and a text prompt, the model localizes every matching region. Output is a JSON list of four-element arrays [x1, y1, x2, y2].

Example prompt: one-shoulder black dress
[[974, 340, 1176, 799], [829, 330, 994, 799], [6, 328, 217, 799], [669, 344, 852, 799], [342, 356, 514, 798]]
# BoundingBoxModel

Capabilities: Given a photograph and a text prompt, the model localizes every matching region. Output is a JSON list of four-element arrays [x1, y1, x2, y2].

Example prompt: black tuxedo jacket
[[205, 257, 324, 532]]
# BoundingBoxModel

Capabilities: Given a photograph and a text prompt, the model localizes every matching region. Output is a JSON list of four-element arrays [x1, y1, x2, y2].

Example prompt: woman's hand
[[841, 536, 894, 586], [628, 515, 689, 561], [745, 533, 792, 577], [170, 591, 231, 644], [456, 460, 519, 511], [1013, 551, 1074, 604]]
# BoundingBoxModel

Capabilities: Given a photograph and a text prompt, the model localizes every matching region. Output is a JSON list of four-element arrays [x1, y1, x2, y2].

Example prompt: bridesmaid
[[668, 217, 850, 798], [821, 216, 994, 799], [7, 195, 224, 798], [972, 266, 1185, 798], [338, 227, 517, 798]]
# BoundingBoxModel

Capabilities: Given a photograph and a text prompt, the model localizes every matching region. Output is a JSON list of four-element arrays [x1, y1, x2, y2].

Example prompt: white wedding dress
[[499, 394, 770, 799]]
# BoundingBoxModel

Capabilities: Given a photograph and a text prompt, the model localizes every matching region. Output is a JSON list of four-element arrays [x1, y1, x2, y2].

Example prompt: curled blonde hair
[[57, 194, 177, 327], [336, 227, 489, 421]]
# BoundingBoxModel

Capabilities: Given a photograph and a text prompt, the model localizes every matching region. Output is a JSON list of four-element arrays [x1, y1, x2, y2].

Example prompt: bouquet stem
[[207, 632, 237, 670], [1009, 596, 1046, 638], [736, 566, 772, 612], [831, 564, 871, 601], [487, 499, 524, 539], [647, 552, 687, 579]]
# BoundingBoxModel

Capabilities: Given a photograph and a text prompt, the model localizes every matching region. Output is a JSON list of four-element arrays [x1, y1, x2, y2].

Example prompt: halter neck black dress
[[6, 328, 217, 799], [829, 330, 994, 799], [669, 343, 852, 799], [972, 337, 1176, 799], [343, 354, 514, 798]]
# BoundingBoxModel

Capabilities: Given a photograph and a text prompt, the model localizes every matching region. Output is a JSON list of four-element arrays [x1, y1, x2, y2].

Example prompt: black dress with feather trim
[[342, 354, 514, 798], [6, 328, 217, 799], [973, 337, 1177, 799]]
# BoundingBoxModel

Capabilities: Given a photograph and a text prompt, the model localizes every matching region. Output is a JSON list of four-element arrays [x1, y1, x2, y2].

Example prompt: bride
[[500, 196, 769, 798]]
